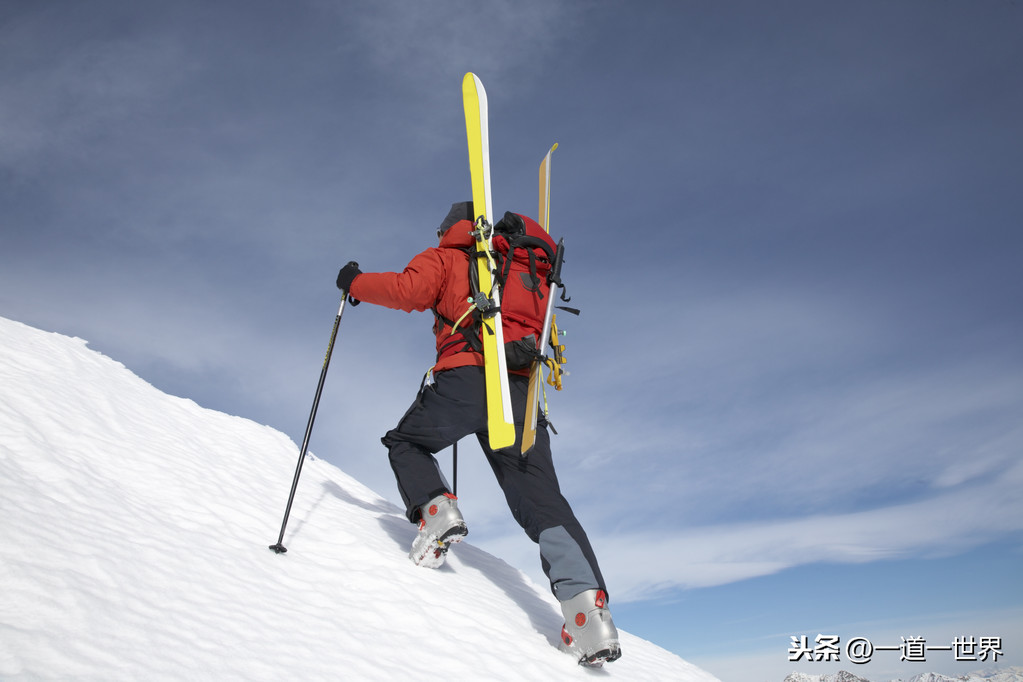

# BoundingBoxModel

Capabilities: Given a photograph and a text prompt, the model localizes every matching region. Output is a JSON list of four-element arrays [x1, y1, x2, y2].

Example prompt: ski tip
[[462, 72, 487, 104], [550, 142, 559, 153]]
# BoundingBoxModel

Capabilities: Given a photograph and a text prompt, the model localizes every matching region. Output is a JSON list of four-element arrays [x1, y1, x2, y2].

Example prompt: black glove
[[494, 211, 525, 236], [336, 261, 361, 292]]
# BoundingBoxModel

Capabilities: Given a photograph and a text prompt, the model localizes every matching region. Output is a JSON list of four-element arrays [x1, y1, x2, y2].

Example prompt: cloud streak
[[485, 456, 1023, 603], [546, 284, 1023, 523]]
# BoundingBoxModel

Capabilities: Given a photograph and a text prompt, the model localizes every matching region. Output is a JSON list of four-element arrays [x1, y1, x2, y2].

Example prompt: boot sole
[[580, 645, 622, 667], [409, 525, 468, 568], [559, 627, 622, 666]]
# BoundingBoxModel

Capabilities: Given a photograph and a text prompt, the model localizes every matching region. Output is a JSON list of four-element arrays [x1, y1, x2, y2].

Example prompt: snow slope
[[0, 316, 718, 681]]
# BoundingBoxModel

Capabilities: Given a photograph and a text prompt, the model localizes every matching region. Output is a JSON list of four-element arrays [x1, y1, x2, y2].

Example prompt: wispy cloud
[[609, 461, 1023, 599], [327, 0, 577, 100], [546, 284, 1023, 524], [483, 457, 1023, 602], [0, 6, 196, 170]]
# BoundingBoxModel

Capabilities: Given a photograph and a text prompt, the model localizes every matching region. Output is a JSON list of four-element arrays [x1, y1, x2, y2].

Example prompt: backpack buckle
[[473, 291, 497, 317], [470, 217, 493, 240]]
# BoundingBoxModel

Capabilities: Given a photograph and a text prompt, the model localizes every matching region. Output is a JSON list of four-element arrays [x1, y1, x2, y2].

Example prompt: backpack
[[435, 211, 576, 374]]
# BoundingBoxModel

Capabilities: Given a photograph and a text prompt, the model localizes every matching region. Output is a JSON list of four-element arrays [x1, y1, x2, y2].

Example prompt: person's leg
[[382, 367, 487, 522], [477, 376, 607, 602], [479, 378, 620, 662]]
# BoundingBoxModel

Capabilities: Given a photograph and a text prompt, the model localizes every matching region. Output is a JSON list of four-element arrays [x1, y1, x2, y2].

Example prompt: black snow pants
[[381, 365, 607, 603]]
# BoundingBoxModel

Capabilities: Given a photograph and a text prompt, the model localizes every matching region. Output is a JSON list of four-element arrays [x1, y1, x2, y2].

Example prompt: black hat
[[438, 201, 474, 237]]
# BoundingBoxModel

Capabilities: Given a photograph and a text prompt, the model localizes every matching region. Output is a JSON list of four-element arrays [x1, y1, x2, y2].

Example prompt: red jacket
[[349, 219, 484, 373]]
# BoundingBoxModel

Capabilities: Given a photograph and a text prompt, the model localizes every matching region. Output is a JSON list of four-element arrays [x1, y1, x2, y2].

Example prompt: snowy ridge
[[783, 672, 871, 682], [782, 665, 1023, 682], [0, 316, 718, 681]]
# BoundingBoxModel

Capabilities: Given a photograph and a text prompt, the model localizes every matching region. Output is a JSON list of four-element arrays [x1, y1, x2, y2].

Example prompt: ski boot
[[408, 492, 467, 568], [558, 589, 622, 666]]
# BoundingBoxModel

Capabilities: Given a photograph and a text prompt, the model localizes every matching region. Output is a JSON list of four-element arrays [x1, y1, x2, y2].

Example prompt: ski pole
[[269, 291, 351, 554], [452, 440, 458, 497]]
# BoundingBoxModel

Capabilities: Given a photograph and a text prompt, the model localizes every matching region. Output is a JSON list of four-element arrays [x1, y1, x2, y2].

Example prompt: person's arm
[[342, 248, 445, 313]]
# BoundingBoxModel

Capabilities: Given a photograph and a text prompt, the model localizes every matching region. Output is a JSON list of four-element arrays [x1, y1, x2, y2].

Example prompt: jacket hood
[[439, 219, 477, 248]]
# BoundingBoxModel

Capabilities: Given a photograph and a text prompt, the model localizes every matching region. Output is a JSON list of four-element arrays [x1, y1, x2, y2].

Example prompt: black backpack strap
[[497, 234, 555, 298], [433, 305, 483, 358], [431, 246, 484, 361]]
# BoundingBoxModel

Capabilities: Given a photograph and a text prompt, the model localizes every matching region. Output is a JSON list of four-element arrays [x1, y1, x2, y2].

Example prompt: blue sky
[[2, 1, 1021, 680]]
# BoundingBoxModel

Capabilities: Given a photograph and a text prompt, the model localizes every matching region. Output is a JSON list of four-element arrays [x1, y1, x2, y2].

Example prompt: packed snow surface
[[0, 316, 718, 681]]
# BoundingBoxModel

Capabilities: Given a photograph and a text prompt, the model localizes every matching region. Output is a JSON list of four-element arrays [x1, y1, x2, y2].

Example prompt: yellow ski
[[462, 73, 515, 450], [522, 143, 558, 454]]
